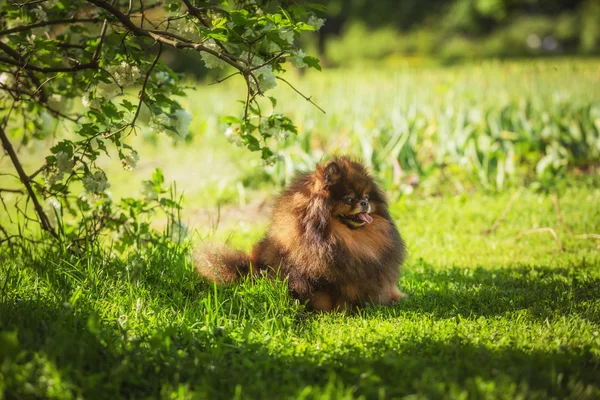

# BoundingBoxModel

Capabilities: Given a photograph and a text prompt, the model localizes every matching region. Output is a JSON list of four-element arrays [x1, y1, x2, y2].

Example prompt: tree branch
[[0, 56, 98, 73], [0, 125, 58, 239], [0, 188, 24, 194], [276, 76, 326, 114], [133, 42, 162, 124], [0, 42, 48, 102], [0, 17, 101, 36]]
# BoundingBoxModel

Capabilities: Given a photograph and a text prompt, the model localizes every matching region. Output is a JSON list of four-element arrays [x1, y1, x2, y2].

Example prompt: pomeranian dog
[[194, 156, 406, 311]]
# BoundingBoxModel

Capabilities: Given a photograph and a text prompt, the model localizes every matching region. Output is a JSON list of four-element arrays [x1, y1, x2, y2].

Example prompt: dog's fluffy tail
[[193, 243, 255, 283]]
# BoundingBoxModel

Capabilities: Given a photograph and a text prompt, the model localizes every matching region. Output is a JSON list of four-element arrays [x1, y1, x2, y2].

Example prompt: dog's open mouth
[[340, 212, 373, 226]]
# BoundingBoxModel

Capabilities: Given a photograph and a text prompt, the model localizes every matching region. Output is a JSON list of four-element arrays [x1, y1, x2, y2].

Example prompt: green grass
[[2, 183, 599, 399], [1, 59, 600, 398]]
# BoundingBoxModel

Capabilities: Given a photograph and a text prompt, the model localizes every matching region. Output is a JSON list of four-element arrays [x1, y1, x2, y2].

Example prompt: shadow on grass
[[1, 297, 599, 399], [3, 252, 599, 398], [390, 263, 600, 322]]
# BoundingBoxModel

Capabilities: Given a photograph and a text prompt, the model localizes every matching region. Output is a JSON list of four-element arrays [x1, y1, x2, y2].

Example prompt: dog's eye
[[344, 196, 353, 205]]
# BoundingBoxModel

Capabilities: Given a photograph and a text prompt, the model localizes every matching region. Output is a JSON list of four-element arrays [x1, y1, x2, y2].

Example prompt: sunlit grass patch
[[1, 183, 599, 398]]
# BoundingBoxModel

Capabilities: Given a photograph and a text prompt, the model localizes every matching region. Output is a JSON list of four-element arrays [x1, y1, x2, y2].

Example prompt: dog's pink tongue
[[358, 213, 373, 224]]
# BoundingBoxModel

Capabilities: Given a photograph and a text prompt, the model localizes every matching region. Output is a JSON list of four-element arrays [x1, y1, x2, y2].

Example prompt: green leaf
[[303, 56, 321, 71], [230, 10, 248, 26], [279, 7, 292, 23], [220, 115, 241, 124], [212, 17, 227, 28], [296, 22, 316, 31], [121, 99, 136, 112], [51, 140, 74, 157], [101, 103, 120, 120], [159, 198, 182, 209], [166, 2, 180, 12], [152, 168, 165, 186], [243, 134, 261, 151], [261, 147, 274, 159], [206, 31, 229, 42]]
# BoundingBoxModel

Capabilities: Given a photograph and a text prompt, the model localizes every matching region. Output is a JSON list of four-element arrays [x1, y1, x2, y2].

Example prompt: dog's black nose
[[360, 200, 368, 208]]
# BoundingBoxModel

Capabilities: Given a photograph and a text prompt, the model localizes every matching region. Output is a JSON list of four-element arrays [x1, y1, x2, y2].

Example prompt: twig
[[0, 17, 101, 36], [92, 19, 109, 63], [552, 193, 573, 234], [0, 188, 24, 194], [0, 125, 58, 239], [132, 42, 162, 124], [480, 189, 521, 235], [573, 234, 600, 240], [0, 56, 98, 73], [247, 51, 287, 72], [514, 227, 563, 251], [28, 164, 47, 181], [209, 71, 240, 85], [552, 193, 599, 240], [276, 76, 326, 114], [0, 42, 49, 102]]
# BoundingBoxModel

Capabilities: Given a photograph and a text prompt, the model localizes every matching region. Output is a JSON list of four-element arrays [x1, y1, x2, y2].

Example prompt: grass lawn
[[1, 181, 599, 399]]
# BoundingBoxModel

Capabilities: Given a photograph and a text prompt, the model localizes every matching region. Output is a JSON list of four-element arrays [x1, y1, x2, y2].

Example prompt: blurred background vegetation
[[168, 0, 600, 75], [2, 0, 599, 233], [317, 0, 600, 65]]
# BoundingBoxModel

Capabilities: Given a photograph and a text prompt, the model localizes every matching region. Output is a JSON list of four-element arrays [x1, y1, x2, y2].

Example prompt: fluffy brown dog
[[195, 156, 406, 311]]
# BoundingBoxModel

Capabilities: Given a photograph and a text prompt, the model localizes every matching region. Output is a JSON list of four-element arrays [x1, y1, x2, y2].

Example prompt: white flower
[[290, 50, 307, 68], [83, 171, 110, 193], [141, 181, 157, 201], [32, 6, 47, 22], [155, 113, 171, 126], [260, 118, 290, 141], [150, 113, 171, 135], [109, 61, 141, 87], [55, 151, 74, 175], [122, 151, 139, 170], [155, 71, 174, 85], [81, 94, 100, 109], [172, 109, 192, 139], [308, 16, 325, 30], [224, 125, 244, 147]]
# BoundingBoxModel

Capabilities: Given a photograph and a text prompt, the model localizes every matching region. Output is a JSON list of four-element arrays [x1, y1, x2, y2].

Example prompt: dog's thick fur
[[194, 156, 406, 311]]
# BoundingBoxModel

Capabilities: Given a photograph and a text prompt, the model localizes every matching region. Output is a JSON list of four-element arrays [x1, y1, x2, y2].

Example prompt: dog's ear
[[324, 161, 341, 187]]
